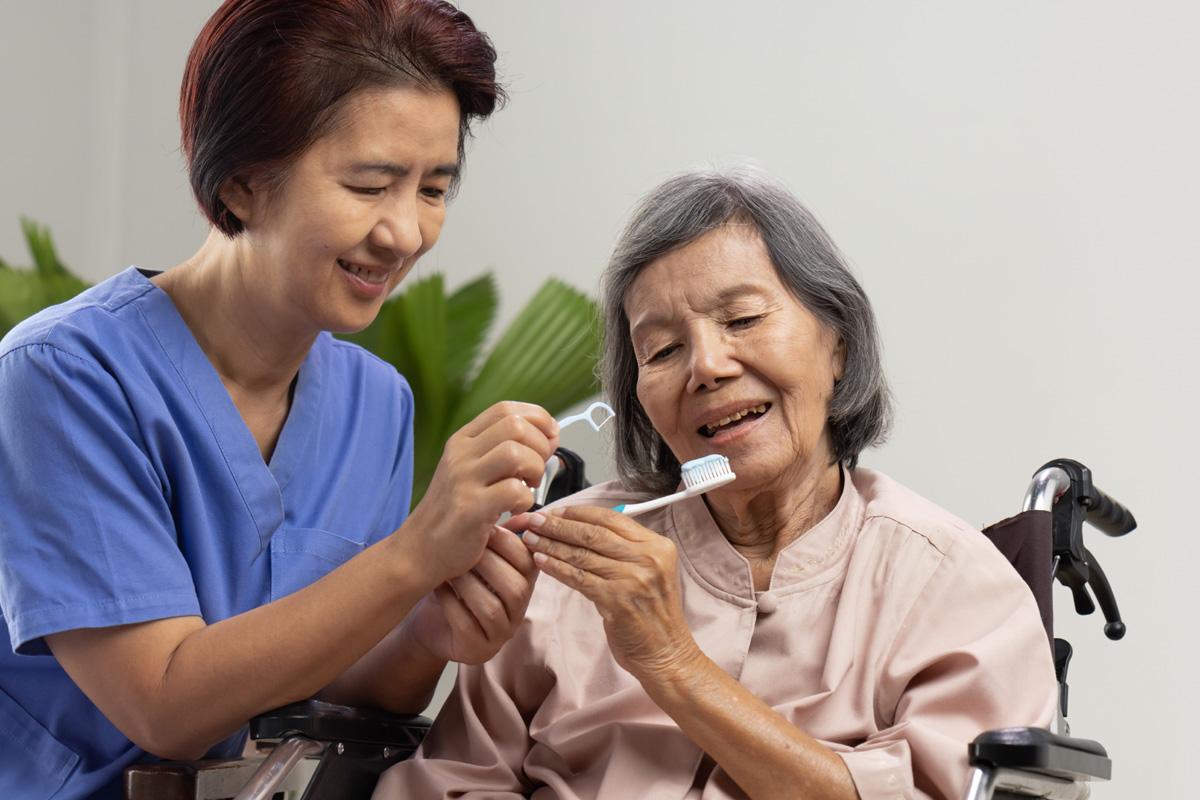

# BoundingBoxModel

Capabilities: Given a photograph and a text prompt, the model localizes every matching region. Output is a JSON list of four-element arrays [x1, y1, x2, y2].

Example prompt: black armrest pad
[[251, 700, 432, 749], [970, 726, 1110, 781]]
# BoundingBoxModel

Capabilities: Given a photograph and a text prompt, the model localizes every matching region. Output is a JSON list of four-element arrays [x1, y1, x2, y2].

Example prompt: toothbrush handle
[[614, 490, 688, 516]]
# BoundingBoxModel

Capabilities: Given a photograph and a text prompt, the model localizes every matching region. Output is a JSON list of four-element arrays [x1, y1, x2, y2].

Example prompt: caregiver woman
[[0, 2, 554, 798]]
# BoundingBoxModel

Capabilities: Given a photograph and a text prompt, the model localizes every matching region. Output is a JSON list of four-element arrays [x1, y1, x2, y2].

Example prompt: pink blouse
[[374, 468, 1056, 800]]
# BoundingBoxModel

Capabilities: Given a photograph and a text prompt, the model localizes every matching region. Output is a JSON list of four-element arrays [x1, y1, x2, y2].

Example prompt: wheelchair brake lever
[[1055, 559, 1096, 617], [1082, 546, 1126, 640]]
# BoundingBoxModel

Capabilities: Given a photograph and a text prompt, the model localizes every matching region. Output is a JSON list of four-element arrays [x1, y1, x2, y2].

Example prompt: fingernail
[[528, 512, 547, 528], [523, 531, 541, 547]]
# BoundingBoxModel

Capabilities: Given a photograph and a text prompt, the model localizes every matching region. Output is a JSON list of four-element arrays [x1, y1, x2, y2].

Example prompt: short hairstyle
[[180, 0, 503, 236], [600, 166, 893, 494]]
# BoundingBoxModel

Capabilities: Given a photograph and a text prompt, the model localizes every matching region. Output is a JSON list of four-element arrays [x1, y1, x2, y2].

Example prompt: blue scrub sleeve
[[0, 344, 201, 655]]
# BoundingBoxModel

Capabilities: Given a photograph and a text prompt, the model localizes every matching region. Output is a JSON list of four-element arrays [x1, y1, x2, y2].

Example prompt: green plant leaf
[[0, 219, 90, 339], [444, 272, 497, 394], [448, 278, 600, 433]]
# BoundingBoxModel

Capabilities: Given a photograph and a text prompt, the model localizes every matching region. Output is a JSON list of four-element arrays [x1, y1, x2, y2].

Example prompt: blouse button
[[756, 593, 778, 615]]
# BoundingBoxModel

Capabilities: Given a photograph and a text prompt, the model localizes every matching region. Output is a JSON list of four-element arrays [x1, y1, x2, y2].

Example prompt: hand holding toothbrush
[[512, 506, 704, 681]]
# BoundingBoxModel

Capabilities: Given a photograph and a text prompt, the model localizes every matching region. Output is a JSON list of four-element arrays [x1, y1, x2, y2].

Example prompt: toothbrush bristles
[[681, 454, 734, 489]]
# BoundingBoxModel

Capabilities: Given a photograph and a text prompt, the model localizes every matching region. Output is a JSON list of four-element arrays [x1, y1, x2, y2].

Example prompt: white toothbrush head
[[612, 454, 736, 515], [680, 454, 736, 494]]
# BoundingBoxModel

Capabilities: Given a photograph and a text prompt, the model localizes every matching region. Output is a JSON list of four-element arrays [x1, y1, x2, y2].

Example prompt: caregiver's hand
[[515, 507, 702, 679], [406, 524, 539, 664], [406, 402, 558, 585]]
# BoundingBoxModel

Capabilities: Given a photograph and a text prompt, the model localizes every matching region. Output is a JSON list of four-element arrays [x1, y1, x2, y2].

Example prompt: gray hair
[[600, 165, 892, 494]]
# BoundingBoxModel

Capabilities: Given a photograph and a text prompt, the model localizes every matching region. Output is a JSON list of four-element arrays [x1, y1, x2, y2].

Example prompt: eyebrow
[[348, 161, 461, 180], [628, 282, 772, 341]]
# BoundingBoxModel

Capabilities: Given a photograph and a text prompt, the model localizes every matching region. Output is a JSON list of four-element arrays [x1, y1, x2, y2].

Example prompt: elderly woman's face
[[625, 225, 844, 489]]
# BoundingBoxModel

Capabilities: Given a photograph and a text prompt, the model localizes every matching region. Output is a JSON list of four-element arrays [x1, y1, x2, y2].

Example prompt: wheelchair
[[964, 458, 1135, 800], [123, 455, 1135, 800]]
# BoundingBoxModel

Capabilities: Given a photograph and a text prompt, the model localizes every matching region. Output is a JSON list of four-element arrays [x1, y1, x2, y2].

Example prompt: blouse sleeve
[[836, 532, 1058, 800], [371, 613, 555, 799], [0, 344, 200, 655]]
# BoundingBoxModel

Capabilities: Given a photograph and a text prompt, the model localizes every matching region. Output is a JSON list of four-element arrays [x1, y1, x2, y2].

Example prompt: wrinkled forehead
[[622, 224, 784, 330]]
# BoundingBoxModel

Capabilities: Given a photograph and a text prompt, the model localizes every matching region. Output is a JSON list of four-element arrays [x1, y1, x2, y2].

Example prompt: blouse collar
[[665, 466, 864, 602]]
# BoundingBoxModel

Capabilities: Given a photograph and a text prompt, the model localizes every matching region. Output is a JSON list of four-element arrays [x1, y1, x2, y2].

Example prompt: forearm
[[160, 535, 437, 750], [319, 617, 448, 713], [52, 529, 438, 760], [640, 649, 859, 800]]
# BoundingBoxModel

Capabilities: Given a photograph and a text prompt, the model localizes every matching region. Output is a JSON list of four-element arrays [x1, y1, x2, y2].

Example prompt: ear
[[217, 172, 261, 229], [832, 337, 846, 383]]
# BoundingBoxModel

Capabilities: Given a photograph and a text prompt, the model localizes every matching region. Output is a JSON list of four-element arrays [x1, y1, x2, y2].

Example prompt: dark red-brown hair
[[180, 0, 503, 236]]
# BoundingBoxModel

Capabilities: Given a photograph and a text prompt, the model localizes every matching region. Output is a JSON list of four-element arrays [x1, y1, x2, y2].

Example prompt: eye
[[347, 185, 386, 196], [728, 314, 764, 330], [646, 343, 680, 364], [420, 186, 448, 200]]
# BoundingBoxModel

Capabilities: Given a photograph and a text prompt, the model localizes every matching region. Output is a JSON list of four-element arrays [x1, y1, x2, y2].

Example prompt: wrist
[[396, 611, 445, 671], [385, 515, 444, 595], [633, 638, 708, 693]]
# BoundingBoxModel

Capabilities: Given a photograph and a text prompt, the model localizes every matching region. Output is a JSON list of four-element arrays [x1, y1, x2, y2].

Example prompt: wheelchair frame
[[962, 459, 1136, 800]]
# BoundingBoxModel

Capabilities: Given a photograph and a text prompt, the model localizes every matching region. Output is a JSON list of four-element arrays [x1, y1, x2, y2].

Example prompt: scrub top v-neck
[[0, 266, 415, 800]]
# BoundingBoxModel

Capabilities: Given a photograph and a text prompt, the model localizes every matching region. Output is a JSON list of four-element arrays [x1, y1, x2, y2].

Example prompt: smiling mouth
[[698, 403, 771, 438], [337, 258, 390, 286]]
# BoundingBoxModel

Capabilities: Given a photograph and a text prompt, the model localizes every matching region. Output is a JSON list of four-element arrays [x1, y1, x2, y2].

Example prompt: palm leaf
[[0, 219, 90, 338], [448, 279, 600, 433], [444, 272, 497, 402]]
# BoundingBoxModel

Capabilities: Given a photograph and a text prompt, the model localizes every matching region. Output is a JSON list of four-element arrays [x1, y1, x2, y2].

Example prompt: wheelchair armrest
[[124, 702, 432, 800], [251, 699, 432, 753], [969, 726, 1110, 782]]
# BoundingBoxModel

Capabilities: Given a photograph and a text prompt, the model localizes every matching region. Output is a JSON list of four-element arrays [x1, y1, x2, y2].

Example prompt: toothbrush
[[613, 454, 736, 515]]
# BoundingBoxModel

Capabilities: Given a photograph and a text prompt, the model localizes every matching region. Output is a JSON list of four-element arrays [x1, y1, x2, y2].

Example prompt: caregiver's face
[[626, 224, 844, 489]]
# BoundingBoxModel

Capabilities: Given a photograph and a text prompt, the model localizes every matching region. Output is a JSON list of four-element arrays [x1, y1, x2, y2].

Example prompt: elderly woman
[[374, 168, 1056, 800]]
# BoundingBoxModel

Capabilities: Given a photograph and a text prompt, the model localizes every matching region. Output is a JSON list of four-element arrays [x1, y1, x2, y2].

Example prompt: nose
[[370, 194, 423, 260], [685, 325, 741, 394]]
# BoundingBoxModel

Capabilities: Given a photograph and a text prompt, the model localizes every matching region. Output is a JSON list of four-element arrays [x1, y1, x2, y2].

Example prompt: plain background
[[2, 2, 1196, 795]]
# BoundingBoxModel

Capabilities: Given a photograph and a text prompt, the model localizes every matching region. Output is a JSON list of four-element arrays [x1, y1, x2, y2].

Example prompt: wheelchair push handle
[[1083, 486, 1136, 537], [1026, 458, 1136, 642]]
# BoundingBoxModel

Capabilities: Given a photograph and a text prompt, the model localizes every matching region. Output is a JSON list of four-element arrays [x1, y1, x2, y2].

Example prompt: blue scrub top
[[0, 268, 415, 799]]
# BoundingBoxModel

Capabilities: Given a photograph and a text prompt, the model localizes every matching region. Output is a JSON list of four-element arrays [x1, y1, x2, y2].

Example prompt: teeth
[[703, 403, 767, 434], [338, 259, 388, 285]]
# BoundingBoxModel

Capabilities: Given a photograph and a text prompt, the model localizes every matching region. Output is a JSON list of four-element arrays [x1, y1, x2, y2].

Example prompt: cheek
[[418, 206, 447, 254], [635, 371, 681, 437]]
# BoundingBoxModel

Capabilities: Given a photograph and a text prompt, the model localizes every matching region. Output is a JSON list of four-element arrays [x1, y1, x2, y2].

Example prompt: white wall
[[3, 1, 1196, 795]]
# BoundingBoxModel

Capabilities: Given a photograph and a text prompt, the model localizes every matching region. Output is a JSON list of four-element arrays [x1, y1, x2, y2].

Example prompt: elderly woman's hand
[[515, 507, 702, 680]]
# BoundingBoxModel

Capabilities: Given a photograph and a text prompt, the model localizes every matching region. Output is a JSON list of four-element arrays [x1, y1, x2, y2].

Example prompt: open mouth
[[698, 403, 771, 438], [337, 258, 390, 286]]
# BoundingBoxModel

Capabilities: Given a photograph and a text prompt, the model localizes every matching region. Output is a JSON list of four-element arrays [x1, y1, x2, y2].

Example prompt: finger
[[488, 525, 538, 579], [455, 401, 541, 437], [463, 402, 560, 451], [556, 505, 656, 543], [475, 440, 551, 489], [450, 571, 509, 641], [503, 512, 535, 535], [435, 584, 486, 643], [523, 529, 625, 579], [480, 477, 543, 517], [525, 511, 636, 560], [531, 551, 605, 602], [473, 543, 536, 622]]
